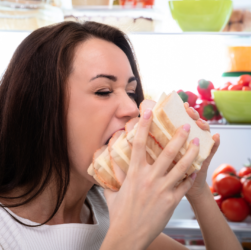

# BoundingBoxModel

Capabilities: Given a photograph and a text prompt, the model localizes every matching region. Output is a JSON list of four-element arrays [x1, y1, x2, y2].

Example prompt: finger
[[186, 106, 200, 121], [164, 138, 200, 188], [174, 172, 197, 200], [153, 124, 191, 177], [130, 108, 153, 167], [201, 133, 220, 171], [184, 102, 189, 109], [196, 118, 210, 132]]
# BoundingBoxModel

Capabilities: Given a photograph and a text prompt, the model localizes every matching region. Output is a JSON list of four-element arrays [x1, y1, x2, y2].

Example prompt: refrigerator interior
[[1, 31, 251, 247]]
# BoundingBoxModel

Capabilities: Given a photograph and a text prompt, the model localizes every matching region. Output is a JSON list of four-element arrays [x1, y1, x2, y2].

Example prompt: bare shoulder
[[146, 233, 189, 250]]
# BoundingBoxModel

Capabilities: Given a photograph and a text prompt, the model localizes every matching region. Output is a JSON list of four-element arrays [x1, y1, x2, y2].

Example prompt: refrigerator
[[1, 5, 251, 248]]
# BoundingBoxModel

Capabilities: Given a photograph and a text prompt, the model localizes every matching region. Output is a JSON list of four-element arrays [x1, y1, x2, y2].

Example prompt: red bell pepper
[[194, 99, 221, 121], [177, 90, 198, 107], [197, 79, 215, 100]]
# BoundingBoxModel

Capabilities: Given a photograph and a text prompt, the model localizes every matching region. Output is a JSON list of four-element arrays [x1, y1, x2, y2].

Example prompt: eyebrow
[[90, 74, 138, 84]]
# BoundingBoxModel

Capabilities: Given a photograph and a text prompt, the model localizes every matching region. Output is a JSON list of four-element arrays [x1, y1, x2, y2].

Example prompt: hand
[[103, 108, 199, 250], [183, 102, 220, 201]]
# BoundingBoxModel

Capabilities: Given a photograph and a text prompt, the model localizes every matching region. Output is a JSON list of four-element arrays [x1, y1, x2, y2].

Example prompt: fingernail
[[190, 107, 197, 113], [190, 172, 197, 180], [143, 108, 152, 120], [193, 137, 200, 146], [199, 118, 206, 124], [182, 123, 190, 132]]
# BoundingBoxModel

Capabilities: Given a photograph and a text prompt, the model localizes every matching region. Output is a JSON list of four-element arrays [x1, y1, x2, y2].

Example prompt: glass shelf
[[164, 219, 251, 242]]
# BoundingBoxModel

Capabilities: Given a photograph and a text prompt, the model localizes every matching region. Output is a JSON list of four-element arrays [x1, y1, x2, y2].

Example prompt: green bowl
[[213, 91, 251, 124], [169, 0, 233, 32]]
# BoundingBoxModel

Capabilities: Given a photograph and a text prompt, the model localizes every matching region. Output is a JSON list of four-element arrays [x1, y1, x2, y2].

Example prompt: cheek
[[66, 95, 114, 177]]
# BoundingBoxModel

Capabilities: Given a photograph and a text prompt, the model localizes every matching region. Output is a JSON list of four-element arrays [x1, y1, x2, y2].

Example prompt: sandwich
[[87, 91, 215, 191]]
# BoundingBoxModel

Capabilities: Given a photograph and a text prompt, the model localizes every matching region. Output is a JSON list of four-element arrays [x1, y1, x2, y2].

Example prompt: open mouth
[[105, 128, 125, 145], [105, 138, 111, 145]]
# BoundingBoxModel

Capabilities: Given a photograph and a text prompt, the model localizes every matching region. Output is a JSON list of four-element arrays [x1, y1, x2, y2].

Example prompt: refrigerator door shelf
[[165, 197, 251, 242]]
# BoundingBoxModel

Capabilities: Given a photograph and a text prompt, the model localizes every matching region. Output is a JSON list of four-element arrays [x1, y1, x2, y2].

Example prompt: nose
[[116, 92, 140, 119]]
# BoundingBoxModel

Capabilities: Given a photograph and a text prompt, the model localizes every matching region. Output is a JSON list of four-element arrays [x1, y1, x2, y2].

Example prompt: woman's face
[[66, 38, 139, 183]]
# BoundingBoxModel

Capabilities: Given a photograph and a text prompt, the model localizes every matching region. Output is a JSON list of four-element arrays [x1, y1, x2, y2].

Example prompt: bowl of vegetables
[[213, 75, 251, 124], [169, 0, 233, 32]]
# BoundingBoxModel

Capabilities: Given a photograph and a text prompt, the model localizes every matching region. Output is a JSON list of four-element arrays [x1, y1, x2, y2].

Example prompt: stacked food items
[[210, 160, 251, 222], [65, 0, 157, 33], [177, 79, 222, 122], [64, 15, 155, 32], [223, 9, 251, 32], [0, 3, 64, 30], [88, 91, 214, 190]]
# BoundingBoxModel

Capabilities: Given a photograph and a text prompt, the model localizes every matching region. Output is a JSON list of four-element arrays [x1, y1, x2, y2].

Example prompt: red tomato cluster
[[216, 75, 251, 91], [210, 160, 251, 222]]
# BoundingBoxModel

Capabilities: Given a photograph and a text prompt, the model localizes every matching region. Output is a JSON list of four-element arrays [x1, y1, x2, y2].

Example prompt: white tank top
[[0, 185, 110, 250]]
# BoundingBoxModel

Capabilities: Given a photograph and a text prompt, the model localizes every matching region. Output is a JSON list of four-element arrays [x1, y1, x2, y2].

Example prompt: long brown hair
[[0, 21, 144, 226]]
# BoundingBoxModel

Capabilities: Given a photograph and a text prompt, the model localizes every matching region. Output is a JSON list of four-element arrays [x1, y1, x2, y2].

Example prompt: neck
[[0, 171, 94, 225]]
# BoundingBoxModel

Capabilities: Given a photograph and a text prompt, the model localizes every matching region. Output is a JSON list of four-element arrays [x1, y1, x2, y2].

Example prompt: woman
[[0, 21, 242, 250]]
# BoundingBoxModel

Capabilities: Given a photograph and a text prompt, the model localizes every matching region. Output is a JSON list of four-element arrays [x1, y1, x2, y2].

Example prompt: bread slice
[[88, 91, 215, 190], [92, 145, 121, 191], [128, 91, 215, 176]]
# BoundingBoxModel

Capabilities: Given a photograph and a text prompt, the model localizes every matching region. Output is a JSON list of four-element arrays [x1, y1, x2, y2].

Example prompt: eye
[[127, 92, 137, 100], [95, 91, 112, 96]]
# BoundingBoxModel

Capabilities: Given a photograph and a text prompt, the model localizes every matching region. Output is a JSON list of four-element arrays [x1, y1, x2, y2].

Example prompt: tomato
[[242, 178, 251, 204], [238, 75, 251, 86], [239, 167, 251, 178], [221, 197, 249, 222], [214, 173, 242, 198], [220, 82, 232, 90], [214, 194, 224, 210], [238, 159, 251, 178], [242, 86, 251, 91], [212, 164, 236, 190], [241, 174, 251, 185], [209, 186, 216, 193], [228, 84, 243, 91]]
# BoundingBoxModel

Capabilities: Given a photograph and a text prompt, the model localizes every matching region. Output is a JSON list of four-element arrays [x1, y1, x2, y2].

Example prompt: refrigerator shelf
[[164, 218, 251, 242]]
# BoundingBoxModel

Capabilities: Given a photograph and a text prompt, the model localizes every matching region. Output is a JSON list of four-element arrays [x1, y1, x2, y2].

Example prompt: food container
[[71, 0, 111, 7], [222, 0, 251, 32], [226, 46, 251, 72], [168, 0, 233, 32], [0, 1, 64, 31], [212, 90, 251, 124]]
